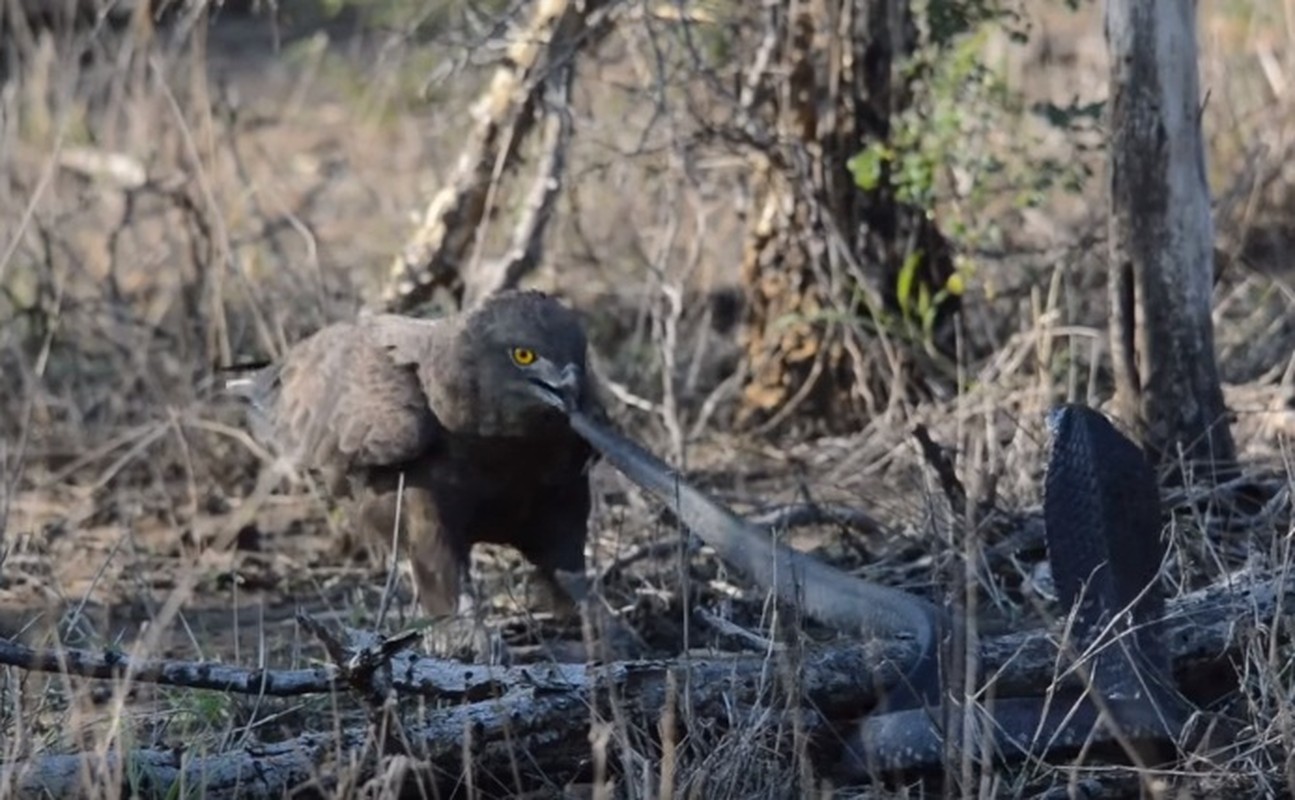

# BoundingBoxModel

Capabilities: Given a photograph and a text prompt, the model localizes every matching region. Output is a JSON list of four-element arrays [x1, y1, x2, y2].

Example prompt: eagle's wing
[[230, 316, 448, 471], [359, 313, 447, 369]]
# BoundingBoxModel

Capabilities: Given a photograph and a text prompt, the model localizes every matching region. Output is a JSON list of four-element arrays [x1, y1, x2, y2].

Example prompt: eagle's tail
[[210, 362, 282, 452], [215, 362, 274, 399]]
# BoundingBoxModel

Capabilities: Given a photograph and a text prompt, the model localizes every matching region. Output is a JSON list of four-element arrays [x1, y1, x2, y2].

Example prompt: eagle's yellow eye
[[510, 347, 537, 366]]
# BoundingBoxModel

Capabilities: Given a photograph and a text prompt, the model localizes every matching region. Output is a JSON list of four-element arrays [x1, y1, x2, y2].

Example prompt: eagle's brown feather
[[228, 290, 601, 617]]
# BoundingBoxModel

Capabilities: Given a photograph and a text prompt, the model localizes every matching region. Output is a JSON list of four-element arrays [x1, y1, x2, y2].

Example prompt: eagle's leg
[[410, 544, 512, 666], [547, 565, 643, 660], [368, 481, 510, 665], [518, 517, 643, 661]]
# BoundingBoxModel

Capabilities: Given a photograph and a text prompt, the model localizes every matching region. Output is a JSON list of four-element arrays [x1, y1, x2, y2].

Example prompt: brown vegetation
[[0, 1, 1293, 797]]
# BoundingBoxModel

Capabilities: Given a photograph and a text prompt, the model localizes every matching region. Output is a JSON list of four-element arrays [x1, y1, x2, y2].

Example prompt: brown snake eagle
[[225, 290, 605, 622]]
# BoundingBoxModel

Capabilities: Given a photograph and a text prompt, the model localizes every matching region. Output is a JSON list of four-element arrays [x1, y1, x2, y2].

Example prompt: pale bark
[[1105, 0, 1236, 476], [379, 0, 615, 313]]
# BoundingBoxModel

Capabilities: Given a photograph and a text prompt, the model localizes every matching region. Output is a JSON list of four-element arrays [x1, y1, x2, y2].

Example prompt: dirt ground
[[1, 1, 1294, 796]]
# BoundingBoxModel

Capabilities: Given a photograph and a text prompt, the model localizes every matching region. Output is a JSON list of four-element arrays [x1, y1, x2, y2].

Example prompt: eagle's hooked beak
[[527, 361, 583, 411]]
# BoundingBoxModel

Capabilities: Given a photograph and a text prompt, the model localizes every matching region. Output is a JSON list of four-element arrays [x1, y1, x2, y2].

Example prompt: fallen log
[[0, 639, 895, 799], [0, 568, 1285, 797]]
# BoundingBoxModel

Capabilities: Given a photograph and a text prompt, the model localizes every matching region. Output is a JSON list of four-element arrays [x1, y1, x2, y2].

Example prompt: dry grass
[[0, 1, 1293, 798]]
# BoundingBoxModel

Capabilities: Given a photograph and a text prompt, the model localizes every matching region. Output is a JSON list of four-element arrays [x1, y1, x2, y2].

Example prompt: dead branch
[[380, 0, 618, 312], [0, 638, 902, 799], [982, 565, 1287, 697], [0, 627, 914, 711], [463, 61, 576, 304], [0, 737, 337, 800], [0, 567, 1283, 704], [0, 567, 1283, 796], [912, 423, 969, 515], [747, 501, 892, 536], [0, 636, 338, 697]]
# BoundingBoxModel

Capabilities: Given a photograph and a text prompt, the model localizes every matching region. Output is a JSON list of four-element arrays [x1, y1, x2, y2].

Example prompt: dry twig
[[380, 0, 619, 311]]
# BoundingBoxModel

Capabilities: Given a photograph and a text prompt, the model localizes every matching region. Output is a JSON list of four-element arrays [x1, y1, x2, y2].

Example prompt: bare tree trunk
[[1105, 0, 1236, 478], [735, 0, 958, 433]]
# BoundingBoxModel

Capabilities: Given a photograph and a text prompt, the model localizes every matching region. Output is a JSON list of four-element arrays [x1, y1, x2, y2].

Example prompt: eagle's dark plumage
[[226, 290, 604, 617]]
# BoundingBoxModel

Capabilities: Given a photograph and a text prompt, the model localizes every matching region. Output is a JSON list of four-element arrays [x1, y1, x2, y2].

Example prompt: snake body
[[566, 409, 945, 704], [565, 403, 1189, 774], [842, 404, 1189, 773]]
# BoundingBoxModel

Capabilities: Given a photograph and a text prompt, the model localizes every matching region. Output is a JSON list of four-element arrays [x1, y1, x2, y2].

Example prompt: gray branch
[[465, 62, 576, 304], [0, 637, 337, 697], [0, 569, 1284, 797]]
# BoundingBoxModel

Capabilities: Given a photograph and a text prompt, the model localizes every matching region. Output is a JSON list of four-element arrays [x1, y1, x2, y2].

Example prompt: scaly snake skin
[[566, 402, 1192, 775], [842, 403, 1190, 773]]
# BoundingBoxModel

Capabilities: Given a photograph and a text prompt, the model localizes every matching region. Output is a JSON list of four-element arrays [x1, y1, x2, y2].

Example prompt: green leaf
[[847, 145, 890, 191], [897, 251, 923, 316], [917, 280, 933, 317]]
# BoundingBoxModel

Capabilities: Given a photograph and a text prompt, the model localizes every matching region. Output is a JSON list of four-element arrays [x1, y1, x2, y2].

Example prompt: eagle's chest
[[432, 431, 589, 530]]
